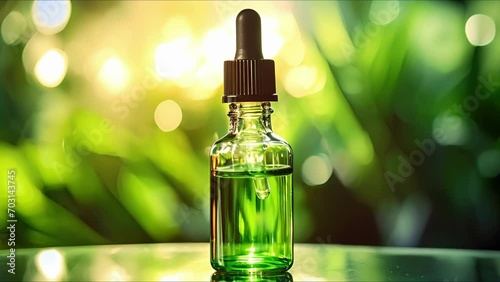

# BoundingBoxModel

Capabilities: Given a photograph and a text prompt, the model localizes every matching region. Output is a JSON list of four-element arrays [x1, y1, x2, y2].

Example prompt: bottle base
[[212, 255, 292, 273], [211, 270, 293, 282]]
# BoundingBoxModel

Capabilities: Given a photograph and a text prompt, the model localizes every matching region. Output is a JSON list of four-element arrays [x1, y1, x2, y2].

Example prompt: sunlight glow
[[32, 0, 71, 35], [196, 26, 232, 92], [284, 65, 325, 98], [35, 49, 68, 88], [155, 38, 196, 80], [281, 39, 305, 67], [261, 16, 284, 58], [201, 27, 233, 65], [195, 62, 223, 95]]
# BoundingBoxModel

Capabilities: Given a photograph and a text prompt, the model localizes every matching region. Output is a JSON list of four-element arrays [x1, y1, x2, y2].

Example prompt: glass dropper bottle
[[210, 9, 294, 273]]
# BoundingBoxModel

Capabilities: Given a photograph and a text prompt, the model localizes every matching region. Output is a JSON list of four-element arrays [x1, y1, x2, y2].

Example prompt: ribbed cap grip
[[223, 59, 277, 103], [222, 9, 277, 103]]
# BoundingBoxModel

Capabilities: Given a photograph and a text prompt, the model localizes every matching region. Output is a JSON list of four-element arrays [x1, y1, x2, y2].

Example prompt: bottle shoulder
[[211, 131, 291, 149], [210, 130, 293, 171]]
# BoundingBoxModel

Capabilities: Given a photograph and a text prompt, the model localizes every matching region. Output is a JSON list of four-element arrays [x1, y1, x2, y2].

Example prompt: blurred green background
[[0, 0, 499, 250]]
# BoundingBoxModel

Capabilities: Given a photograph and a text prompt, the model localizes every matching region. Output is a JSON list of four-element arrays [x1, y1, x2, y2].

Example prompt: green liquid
[[210, 165, 293, 273]]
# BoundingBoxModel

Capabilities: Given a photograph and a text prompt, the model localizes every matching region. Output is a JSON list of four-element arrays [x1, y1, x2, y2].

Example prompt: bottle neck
[[228, 102, 274, 134]]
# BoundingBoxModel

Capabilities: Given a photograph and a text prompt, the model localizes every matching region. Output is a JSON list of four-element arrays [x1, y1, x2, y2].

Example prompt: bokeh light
[[34, 49, 68, 88], [36, 249, 65, 280], [1, 11, 27, 45], [32, 0, 72, 35], [385, 195, 431, 247], [302, 154, 333, 186], [465, 14, 496, 46], [154, 100, 183, 132], [98, 56, 130, 93], [410, 4, 468, 73], [477, 150, 500, 178], [432, 114, 470, 146]]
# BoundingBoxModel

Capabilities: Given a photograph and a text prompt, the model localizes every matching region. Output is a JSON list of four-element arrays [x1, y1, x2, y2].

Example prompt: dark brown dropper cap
[[223, 9, 277, 103]]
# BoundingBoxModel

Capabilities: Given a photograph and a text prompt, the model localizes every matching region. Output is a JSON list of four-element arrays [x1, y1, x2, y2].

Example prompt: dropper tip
[[235, 9, 263, 60]]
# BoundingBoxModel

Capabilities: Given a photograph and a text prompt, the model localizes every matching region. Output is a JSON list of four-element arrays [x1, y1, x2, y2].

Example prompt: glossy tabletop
[[1, 243, 499, 281]]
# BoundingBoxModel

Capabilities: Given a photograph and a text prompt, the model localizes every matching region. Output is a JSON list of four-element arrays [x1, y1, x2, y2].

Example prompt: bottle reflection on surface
[[211, 271, 293, 282]]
